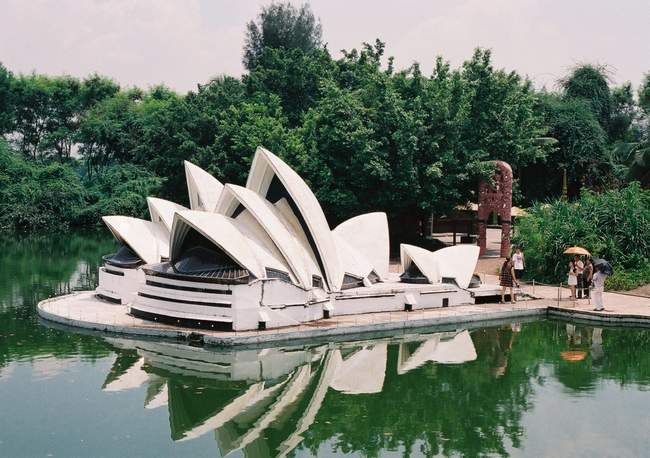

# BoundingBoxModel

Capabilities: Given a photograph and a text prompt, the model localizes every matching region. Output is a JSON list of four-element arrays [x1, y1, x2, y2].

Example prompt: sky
[[1, 0, 648, 94]]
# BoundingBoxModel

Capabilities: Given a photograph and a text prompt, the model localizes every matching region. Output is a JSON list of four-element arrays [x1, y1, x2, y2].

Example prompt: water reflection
[[102, 330, 482, 457]]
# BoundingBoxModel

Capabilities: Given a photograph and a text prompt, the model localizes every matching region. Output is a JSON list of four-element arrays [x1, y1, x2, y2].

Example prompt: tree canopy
[[0, 2, 649, 232], [243, 2, 322, 71]]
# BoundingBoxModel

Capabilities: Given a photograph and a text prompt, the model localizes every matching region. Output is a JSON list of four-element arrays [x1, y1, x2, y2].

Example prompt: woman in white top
[[567, 261, 578, 301]]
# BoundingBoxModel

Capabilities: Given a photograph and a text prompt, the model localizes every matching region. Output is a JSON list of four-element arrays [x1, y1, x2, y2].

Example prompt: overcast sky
[[1, 0, 648, 94]]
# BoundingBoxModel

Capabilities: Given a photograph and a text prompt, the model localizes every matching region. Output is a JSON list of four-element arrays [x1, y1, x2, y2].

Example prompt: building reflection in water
[[101, 330, 478, 458]]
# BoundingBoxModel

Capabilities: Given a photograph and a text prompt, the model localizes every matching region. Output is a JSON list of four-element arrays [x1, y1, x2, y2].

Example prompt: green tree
[[78, 162, 163, 224], [558, 63, 613, 138], [42, 74, 82, 161], [243, 2, 322, 71], [10, 72, 55, 161], [610, 82, 638, 143], [243, 46, 335, 127], [80, 73, 120, 109], [527, 92, 611, 200], [76, 91, 138, 181], [637, 72, 650, 116], [0, 140, 86, 229], [0, 62, 13, 136]]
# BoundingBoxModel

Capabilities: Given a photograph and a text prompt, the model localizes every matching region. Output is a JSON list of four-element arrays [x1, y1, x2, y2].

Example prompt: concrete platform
[[37, 270, 650, 346]]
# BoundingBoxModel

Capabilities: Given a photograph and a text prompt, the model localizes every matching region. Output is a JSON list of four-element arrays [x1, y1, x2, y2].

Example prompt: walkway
[[38, 269, 650, 347]]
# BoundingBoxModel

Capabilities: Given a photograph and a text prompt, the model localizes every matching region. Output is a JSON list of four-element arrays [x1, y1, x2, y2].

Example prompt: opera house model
[[94, 146, 482, 332]]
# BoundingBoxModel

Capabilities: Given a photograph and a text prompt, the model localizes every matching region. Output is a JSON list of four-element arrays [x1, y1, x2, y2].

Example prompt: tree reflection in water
[[94, 320, 650, 458]]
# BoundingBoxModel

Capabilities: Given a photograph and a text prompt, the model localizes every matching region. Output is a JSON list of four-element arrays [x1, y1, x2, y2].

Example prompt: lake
[[1, 228, 650, 457]]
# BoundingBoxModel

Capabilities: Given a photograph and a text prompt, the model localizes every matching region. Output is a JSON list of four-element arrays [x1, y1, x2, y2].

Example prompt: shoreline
[[37, 267, 650, 346]]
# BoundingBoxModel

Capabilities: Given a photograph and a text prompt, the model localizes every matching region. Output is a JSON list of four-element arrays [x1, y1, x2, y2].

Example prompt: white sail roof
[[170, 211, 265, 279], [103, 215, 170, 264], [184, 161, 224, 213], [332, 233, 377, 285], [431, 245, 480, 288], [400, 244, 441, 284], [246, 147, 341, 292], [215, 184, 320, 288], [333, 212, 390, 279], [147, 197, 187, 233]]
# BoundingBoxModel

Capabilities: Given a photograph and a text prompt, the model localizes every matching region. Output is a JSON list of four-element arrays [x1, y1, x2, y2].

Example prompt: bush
[[77, 162, 163, 225], [512, 182, 650, 290], [0, 142, 87, 229]]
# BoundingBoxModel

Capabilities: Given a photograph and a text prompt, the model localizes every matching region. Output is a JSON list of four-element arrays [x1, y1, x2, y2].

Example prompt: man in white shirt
[[512, 247, 525, 287], [593, 268, 607, 311]]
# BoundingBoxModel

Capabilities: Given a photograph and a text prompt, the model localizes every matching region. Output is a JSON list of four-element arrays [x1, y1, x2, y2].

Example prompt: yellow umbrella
[[563, 246, 591, 256]]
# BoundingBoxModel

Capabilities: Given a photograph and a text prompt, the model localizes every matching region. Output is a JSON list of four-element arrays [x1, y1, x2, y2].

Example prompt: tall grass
[[512, 182, 650, 289]]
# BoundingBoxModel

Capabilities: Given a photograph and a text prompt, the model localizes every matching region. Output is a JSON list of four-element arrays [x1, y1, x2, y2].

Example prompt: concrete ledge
[[203, 309, 545, 347], [548, 306, 650, 326], [38, 290, 650, 347]]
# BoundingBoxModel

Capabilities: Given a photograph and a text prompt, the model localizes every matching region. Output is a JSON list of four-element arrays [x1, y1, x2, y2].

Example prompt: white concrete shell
[[333, 212, 390, 279], [431, 245, 480, 288], [400, 244, 441, 284], [229, 209, 297, 281], [184, 160, 224, 213], [170, 211, 265, 279], [246, 147, 341, 292], [147, 197, 187, 233], [103, 215, 169, 264], [332, 233, 377, 285], [215, 184, 320, 288]]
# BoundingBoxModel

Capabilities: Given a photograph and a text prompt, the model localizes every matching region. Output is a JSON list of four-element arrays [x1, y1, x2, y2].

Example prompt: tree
[[10, 72, 55, 161], [76, 92, 138, 181], [638, 72, 650, 116], [0, 140, 86, 229], [79, 73, 120, 110], [558, 63, 613, 138], [529, 92, 611, 199], [243, 46, 335, 127], [42, 74, 82, 161], [610, 82, 637, 143], [0, 62, 13, 136], [243, 2, 322, 71]]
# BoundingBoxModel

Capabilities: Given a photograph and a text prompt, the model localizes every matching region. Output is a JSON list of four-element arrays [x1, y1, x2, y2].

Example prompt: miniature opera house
[[96, 147, 481, 331]]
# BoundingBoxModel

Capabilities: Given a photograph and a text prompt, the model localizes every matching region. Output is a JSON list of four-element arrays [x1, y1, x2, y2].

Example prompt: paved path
[[38, 269, 650, 347]]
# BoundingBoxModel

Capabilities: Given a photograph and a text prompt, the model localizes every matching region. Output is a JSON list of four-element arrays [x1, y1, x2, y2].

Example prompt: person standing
[[567, 261, 578, 301], [574, 254, 584, 298], [499, 258, 516, 304], [512, 247, 525, 287], [583, 258, 593, 299], [593, 267, 607, 311]]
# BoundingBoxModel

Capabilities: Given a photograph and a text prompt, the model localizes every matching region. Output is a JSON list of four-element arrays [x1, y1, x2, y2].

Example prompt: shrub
[[512, 182, 650, 290]]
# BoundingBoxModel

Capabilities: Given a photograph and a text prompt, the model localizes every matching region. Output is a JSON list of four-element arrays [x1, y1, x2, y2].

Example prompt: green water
[[1, 229, 650, 458]]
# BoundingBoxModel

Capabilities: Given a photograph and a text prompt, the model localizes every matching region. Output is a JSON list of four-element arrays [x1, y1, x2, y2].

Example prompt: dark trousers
[[583, 279, 591, 298], [576, 274, 584, 298]]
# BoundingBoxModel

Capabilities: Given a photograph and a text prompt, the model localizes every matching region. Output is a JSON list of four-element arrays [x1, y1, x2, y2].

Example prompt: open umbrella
[[563, 246, 591, 256], [592, 258, 613, 276]]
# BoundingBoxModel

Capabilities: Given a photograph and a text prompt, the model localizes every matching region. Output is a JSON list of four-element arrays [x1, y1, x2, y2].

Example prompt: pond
[[1, 228, 650, 457]]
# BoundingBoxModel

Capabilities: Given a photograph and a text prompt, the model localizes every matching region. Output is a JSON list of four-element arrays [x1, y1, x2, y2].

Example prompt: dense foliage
[[0, 2, 649, 271], [512, 182, 650, 290]]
